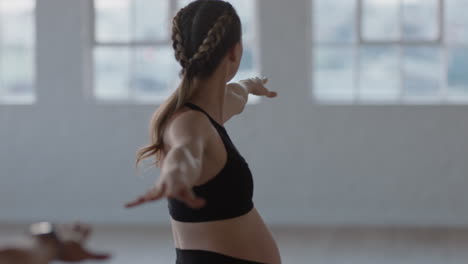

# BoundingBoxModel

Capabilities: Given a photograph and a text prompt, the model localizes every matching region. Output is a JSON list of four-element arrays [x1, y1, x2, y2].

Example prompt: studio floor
[[1, 224, 468, 264]]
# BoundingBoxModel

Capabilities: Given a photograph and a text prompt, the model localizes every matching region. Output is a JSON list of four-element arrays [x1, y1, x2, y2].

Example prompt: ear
[[228, 42, 242, 62]]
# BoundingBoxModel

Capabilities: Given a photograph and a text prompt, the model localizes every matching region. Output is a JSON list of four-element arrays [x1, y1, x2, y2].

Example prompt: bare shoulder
[[164, 107, 214, 146]]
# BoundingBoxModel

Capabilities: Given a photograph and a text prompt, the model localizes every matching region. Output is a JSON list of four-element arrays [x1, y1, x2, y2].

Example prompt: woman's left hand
[[239, 77, 278, 98]]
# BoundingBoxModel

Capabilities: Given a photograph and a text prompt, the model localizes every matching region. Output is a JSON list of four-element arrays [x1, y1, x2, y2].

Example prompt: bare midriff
[[171, 207, 281, 264]]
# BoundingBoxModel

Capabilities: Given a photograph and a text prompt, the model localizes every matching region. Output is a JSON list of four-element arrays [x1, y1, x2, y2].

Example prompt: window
[[94, 0, 260, 103], [312, 0, 468, 104], [0, 0, 35, 104]]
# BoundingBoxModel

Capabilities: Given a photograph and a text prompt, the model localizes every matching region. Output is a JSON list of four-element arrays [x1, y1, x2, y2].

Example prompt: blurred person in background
[[0, 222, 110, 264]]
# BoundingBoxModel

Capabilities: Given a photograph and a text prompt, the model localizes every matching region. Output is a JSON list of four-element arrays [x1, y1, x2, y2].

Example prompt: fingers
[[85, 250, 112, 260], [177, 189, 206, 209], [164, 180, 206, 209], [267, 91, 278, 98], [242, 76, 268, 85], [124, 198, 145, 208], [125, 184, 165, 208], [89, 252, 112, 260], [125, 182, 205, 209], [259, 77, 278, 98], [238, 76, 277, 98], [257, 77, 277, 98], [145, 184, 166, 201]]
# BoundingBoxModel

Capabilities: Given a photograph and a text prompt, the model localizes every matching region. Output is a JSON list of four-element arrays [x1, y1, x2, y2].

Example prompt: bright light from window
[[313, 0, 468, 104], [94, 0, 261, 104], [0, 0, 36, 104]]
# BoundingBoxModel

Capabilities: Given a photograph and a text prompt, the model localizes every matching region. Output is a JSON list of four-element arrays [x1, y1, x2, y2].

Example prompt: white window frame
[[0, 3, 3, 102], [0, 0, 36, 105], [313, 0, 468, 104], [91, 0, 262, 104], [91, 0, 177, 104]]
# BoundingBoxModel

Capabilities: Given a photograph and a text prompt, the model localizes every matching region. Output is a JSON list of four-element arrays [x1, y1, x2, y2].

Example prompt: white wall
[[1, 0, 468, 226]]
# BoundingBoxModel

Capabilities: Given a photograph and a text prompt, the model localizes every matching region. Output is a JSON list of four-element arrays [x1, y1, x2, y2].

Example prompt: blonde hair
[[136, 2, 237, 167]]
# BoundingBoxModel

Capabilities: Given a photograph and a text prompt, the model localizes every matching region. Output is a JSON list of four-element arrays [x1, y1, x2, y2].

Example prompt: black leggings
[[176, 249, 266, 264]]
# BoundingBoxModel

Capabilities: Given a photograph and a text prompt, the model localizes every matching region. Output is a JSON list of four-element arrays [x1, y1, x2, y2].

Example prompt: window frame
[[90, 0, 262, 104], [312, 0, 468, 104], [0, 0, 36, 105], [0, 2, 3, 102]]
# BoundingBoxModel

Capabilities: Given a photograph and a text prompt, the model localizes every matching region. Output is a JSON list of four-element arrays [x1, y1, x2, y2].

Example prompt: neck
[[189, 65, 228, 124]]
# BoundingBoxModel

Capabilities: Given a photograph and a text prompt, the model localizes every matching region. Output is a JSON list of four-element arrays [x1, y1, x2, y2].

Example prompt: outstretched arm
[[125, 112, 211, 209], [223, 77, 278, 123]]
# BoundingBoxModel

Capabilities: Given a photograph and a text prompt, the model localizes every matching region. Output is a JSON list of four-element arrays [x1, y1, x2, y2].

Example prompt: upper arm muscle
[[164, 111, 212, 161]]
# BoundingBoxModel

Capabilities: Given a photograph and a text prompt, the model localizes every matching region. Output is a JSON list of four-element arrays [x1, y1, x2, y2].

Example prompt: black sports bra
[[168, 103, 254, 222]]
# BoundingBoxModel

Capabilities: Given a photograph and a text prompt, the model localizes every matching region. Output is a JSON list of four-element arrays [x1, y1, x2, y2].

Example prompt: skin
[[0, 223, 110, 264], [126, 42, 282, 264]]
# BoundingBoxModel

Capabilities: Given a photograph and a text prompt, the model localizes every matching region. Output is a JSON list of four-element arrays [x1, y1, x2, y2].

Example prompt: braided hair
[[185, 12, 233, 73], [172, 0, 240, 78], [136, 0, 242, 166]]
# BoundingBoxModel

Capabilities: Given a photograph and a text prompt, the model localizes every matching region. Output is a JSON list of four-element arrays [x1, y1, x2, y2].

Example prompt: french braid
[[172, 8, 189, 68], [187, 11, 233, 67], [137, 1, 242, 168]]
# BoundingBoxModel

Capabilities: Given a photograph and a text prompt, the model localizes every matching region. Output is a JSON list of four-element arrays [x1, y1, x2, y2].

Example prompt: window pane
[[0, 0, 35, 104], [1, 46, 34, 103], [403, 46, 441, 97], [359, 46, 399, 100], [446, 0, 468, 44], [177, 0, 255, 37], [229, 0, 256, 37], [402, 0, 438, 41], [134, 0, 170, 42], [231, 45, 261, 103], [133, 47, 179, 102], [1, 0, 35, 46], [314, 47, 355, 101], [314, 0, 356, 43], [177, 0, 193, 9], [239, 45, 255, 72], [447, 48, 468, 96], [232, 45, 258, 81], [362, 0, 399, 41], [94, 47, 130, 100], [95, 0, 131, 43]]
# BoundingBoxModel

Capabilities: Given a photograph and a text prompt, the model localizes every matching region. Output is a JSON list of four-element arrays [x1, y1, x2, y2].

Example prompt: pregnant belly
[[171, 208, 281, 264]]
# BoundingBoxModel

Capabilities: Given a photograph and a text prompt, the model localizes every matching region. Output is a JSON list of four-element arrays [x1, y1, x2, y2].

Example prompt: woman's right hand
[[125, 173, 206, 209]]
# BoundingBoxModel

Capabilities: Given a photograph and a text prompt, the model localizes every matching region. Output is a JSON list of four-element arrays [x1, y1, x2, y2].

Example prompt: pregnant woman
[[126, 1, 280, 263]]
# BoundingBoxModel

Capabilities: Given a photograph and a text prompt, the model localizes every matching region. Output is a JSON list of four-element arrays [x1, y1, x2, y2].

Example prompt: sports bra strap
[[185, 102, 223, 128]]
